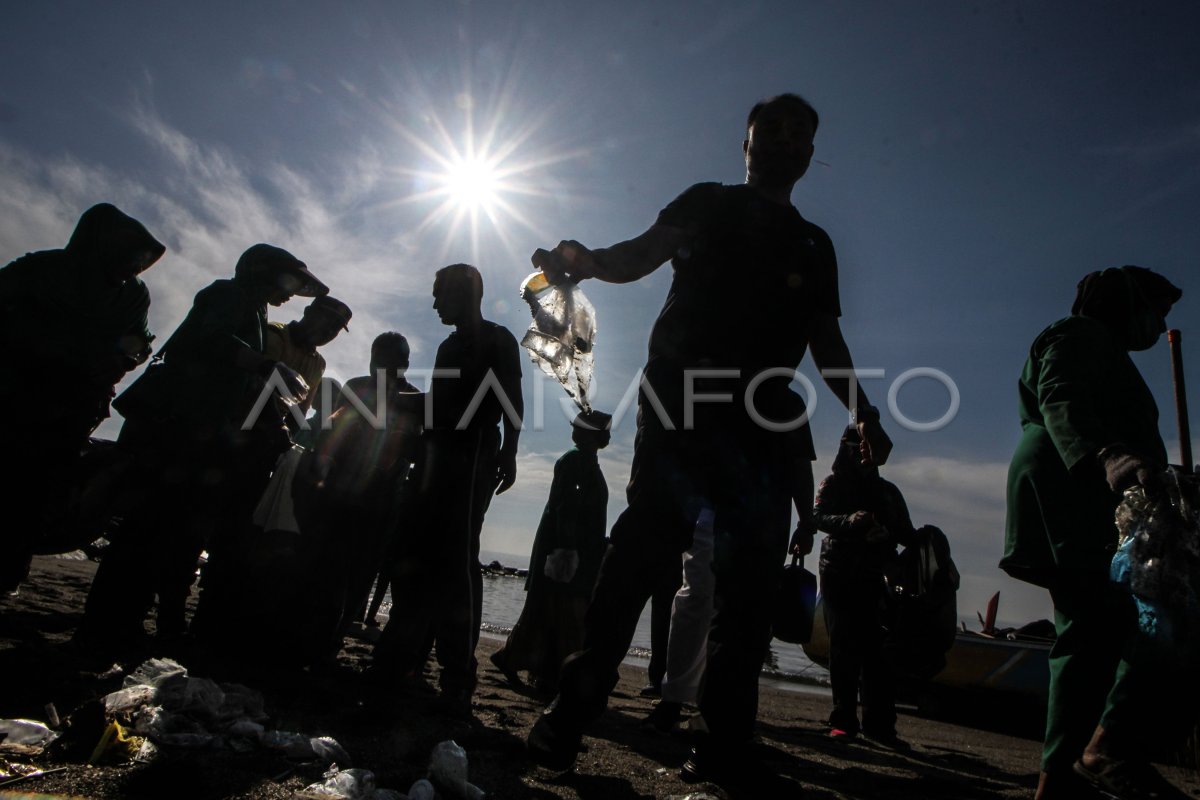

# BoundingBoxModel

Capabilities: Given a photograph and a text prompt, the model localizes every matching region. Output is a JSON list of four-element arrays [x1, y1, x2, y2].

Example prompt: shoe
[[639, 682, 662, 698], [829, 727, 856, 740], [642, 701, 682, 733], [489, 651, 523, 687], [527, 714, 581, 772], [680, 744, 754, 786], [1073, 755, 1191, 800]]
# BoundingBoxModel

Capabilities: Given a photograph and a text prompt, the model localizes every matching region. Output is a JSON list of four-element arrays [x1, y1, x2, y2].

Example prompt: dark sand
[[2, 556, 1198, 799]]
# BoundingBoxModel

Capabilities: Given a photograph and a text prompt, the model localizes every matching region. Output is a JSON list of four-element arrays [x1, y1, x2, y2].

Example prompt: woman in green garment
[[1001, 266, 1186, 800]]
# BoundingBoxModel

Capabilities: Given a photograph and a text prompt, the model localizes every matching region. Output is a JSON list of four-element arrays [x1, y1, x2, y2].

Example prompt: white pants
[[661, 507, 716, 705]]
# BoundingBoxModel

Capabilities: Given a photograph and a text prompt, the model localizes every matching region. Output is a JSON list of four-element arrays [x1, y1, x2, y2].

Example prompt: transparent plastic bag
[[519, 272, 596, 412], [297, 766, 376, 799], [428, 739, 485, 799], [1112, 467, 1200, 615]]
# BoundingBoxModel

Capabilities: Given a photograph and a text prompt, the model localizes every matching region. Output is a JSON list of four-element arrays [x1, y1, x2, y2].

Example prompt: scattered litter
[[0, 718, 59, 755], [93, 657, 345, 765], [428, 739, 485, 799], [0, 764, 70, 789], [667, 794, 721, 800], [88, 720, 144, 764], [407, 778, 435, 800], [295, 765, 405, 799], [519, 272, 596, 412]]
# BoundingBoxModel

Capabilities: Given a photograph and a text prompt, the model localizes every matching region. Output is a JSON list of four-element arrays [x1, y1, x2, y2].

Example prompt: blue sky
[[3, 1, 1198, 625]]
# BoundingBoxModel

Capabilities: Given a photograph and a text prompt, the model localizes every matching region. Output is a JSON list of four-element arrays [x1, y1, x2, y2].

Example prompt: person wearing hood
[[80, 243, 325, 646], [814, 425, 914, 746], [1001, 266, 1188, 800], [0, 203, 165, 594]]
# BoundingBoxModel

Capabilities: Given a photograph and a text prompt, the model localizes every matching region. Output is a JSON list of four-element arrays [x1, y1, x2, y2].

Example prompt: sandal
[[1072, 755, 1190, 800]]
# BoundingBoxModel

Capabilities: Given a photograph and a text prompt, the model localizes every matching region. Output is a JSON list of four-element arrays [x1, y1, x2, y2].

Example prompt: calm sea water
[[374, 549, 829, 687]]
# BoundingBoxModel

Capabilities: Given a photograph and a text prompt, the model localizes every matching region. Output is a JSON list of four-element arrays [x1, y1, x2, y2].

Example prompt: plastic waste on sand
[[97, 657, 347, 764], [1112, 467, 1200, 645], [0, 718, 59, 754], [428, 740, 485, 799], [520, 272, 596, 412], [295, 765, 407, 800]]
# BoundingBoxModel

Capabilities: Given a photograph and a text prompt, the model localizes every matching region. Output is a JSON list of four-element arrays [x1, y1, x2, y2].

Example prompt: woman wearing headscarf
[[1001, 266, 1187, 800]]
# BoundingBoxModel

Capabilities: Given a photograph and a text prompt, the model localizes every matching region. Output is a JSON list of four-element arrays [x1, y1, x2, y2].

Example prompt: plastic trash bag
[[520, 272, 596, 412], [407, 779, 436, 800], [1113, 467, 1200, 614], [103, 685, 156, 718], [297, 766, 375, 799], [0, 719, 59, 754], [123, 657, 187, 690], [428, 739, 485, 799], [1112, 467, 1200, 648], [253, 444, 305, 534]]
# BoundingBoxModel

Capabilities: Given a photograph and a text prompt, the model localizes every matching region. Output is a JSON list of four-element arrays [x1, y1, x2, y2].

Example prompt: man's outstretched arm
[[532, 224, 688, 285], [808, 313, 893, 466]]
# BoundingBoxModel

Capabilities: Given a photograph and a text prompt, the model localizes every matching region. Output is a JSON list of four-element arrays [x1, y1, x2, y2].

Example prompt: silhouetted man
[[526, 93, 893, 783], [0, 203, 165, 594], [375, 264, 523, 714], [264, 294, 352, 417]]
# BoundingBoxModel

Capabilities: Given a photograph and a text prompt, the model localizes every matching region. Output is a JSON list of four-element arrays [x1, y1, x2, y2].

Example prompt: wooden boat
[[802, 591, 1053, 702]]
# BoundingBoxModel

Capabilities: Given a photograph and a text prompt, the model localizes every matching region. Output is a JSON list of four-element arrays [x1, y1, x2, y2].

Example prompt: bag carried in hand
[[883, 524, 960, 680], [774, 554, 818, 644]]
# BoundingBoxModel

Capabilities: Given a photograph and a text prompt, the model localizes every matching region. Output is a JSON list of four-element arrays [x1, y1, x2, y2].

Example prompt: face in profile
[[265, 271, 303, 306]]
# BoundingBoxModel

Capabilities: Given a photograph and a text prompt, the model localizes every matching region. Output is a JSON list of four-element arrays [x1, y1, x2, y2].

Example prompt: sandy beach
[[2, 555, 1198, 800]]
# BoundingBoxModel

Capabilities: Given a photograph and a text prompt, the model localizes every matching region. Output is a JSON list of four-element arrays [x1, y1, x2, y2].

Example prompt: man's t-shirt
[[646, 182, 841, 432], [429, 320, 522, 440]]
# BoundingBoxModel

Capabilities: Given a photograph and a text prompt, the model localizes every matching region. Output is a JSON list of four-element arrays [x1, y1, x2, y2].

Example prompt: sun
[[443, 155, 501, 211]]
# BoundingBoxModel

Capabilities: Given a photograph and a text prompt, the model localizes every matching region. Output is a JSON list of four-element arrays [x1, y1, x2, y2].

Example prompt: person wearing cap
[[1001, 266, 1190, 800], [490, 410, 611, 694], [80, 243, 324, 647], [263, 294, 352, 417], [0, 203, 166, 594], [813, 425, 914, 747]]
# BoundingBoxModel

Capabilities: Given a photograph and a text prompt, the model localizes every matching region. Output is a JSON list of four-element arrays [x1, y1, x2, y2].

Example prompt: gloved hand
[[1099, 446, 1163, 494], [543, 549, 580, 583]]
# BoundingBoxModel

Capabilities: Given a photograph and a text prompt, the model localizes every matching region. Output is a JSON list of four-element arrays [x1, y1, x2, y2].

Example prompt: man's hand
[[495, 449, 518, 495], [532, 240, 596, 284], [544, 548, 580, 583], [789, 524, 814, 557]]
